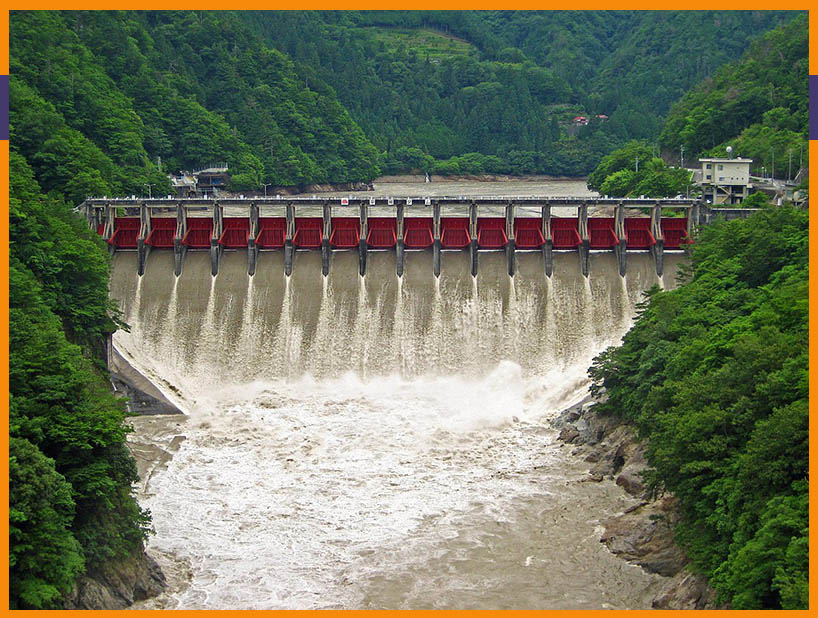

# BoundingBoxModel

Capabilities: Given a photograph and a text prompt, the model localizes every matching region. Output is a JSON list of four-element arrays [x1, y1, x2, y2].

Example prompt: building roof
[[699, 157, 753, 163]]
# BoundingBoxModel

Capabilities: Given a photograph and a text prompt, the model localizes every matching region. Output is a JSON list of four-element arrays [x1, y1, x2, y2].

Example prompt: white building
[[698, 157, 753, 205]]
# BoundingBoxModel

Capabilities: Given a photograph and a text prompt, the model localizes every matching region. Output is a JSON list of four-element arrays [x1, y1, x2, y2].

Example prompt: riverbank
[[61, 346, 180, 609], [552, 397, 717, 609], [63, 550, 165, 609]]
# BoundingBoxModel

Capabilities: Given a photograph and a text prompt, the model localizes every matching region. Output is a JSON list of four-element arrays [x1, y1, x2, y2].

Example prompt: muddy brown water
[[116, 179, 683, 609]]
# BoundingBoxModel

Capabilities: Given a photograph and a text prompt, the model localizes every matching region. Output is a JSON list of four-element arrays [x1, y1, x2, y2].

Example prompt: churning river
[[114, 179, 683, 609]]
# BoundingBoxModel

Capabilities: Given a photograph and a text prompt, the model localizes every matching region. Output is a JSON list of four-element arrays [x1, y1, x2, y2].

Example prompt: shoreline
[[551, 397, 717, 609]]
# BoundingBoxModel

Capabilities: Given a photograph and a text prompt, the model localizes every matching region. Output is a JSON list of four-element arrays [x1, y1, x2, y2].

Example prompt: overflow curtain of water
[[112, 249, 682, 609]]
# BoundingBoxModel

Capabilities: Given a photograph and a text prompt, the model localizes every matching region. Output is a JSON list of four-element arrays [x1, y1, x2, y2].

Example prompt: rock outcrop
[[64, 550, 165, 609], [552, 397, 717, 609]]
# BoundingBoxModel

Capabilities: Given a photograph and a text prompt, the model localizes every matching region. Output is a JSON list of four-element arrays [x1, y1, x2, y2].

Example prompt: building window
[[706, 174, 711, 180], [706, 164, 712, 169], [718, 164, 724, 170], [719, 176, 725, 181]]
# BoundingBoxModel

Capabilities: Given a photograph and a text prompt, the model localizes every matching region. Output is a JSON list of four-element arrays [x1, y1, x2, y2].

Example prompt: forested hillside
[[9, 151, 151, 609], [10, 11, 380, 199], [659, 14, 808, 174], [245, 10, 798, 177], [583, 16, 808, 607], [589, 14, 808, 198], [589, 206, 808, 608], [10, 10, 798, 197]]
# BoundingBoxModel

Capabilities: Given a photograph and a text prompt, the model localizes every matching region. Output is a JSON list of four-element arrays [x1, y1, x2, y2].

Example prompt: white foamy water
[[114, 248, 682, 609]]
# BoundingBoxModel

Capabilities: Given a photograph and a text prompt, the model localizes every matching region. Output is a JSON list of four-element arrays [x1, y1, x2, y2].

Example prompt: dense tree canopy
[[659, 14, 807, 167], [10, 10, 381, 199], [589, 206, 808, 608], [9, 153, 151, 609], [9, 10, 800, 194], [244, 10, 797, 177], [590, 15, 807, 196]]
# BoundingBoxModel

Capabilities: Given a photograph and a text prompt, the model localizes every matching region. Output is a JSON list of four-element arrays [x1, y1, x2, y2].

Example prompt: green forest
[[589, 206, 808, 609], [243, 10, 798, 177], [584, 16, 808, 608], [8, 9, 809, 610], [9, 151, 150, 608], [659, 14, 808, 176], [587, 14, 807, 199], [10, 10, 800, 200]]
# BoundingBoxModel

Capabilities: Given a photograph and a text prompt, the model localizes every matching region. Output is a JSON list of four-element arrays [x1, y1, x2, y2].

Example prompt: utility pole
[[263, 183, 274, 197], [635, 156, 639, 173], [144, 183, 154, 198], [788, 149, 792, 181], [680, 145, 685, 169], [770, 147, 775, 181]]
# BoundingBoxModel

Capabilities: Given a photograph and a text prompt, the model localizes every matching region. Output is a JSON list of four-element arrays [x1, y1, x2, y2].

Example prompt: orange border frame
[[1, 5, 815, 617]]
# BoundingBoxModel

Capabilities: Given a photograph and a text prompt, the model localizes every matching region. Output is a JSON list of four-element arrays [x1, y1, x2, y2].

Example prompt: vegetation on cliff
[[9, 151, 151, 609], [588, 205, 808, 608], [9, 10, 799, 200], [659, 14, 808, 175]]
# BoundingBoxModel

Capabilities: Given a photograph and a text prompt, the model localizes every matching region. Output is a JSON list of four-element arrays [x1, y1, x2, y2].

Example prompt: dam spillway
[[113, 248, 684, 609], [83, 196, 725, 279]]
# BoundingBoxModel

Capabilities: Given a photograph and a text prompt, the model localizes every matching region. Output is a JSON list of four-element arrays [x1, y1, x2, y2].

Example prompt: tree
[[10, 436, 85, 609]]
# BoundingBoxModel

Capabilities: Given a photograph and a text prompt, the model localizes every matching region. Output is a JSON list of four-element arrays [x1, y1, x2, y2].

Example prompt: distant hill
[[10, 11, 380, 203], [244, 10, 800, 176], [659, 13, 808, 176], [9, 10, 803, 200]]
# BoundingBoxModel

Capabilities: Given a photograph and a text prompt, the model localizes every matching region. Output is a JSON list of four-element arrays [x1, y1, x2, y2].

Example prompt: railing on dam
[[80, 196, 759, 278]]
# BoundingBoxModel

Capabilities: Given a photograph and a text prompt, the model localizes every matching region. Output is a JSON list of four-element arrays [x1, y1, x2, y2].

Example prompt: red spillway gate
[[255, 217, 286, 249], [109, 217, 140, 249], [624, 218, 656, 249], [551, 217, 582, 249], [661, 217, 691, 249], [440, 217, 471, 249], [588, 217, 618, 249], [514, 218, 544, 249], [476, 218, 507, 249], [330, 217, 361, 249], [293, 217, 323, 249], [367, 217, 397, 249], [146, 217, 176, 248], [183, 218, 213, 248], [403, 217, 434, 249], [219, 218, 250, 248]]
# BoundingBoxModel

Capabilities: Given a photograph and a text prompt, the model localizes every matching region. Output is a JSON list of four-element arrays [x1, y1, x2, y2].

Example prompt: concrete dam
[[96, 183, 760, 608], [110, 226, 692, 609], [82, 196, 734, 280]]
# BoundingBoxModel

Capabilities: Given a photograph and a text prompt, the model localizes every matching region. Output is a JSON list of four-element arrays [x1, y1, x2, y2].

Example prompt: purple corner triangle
[[0, 75, 8, 141], [811, 75, 818, 141]]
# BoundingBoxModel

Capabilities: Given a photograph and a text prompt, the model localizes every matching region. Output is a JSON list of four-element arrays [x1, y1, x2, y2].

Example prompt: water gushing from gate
[[113, 250, 682, 609]]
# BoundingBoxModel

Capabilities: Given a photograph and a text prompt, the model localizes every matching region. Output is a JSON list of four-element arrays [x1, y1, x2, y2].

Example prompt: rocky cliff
[[552, 398, 718, 610], [63, 550, 165, 609]]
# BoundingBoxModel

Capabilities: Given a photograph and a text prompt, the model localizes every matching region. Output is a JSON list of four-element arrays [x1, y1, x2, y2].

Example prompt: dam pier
[[82, 196, 758, 279]]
